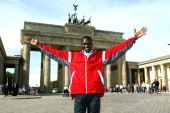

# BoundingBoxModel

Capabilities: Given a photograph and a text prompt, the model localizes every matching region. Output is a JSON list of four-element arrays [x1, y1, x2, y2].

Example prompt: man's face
[[81, 38, 93, 53]]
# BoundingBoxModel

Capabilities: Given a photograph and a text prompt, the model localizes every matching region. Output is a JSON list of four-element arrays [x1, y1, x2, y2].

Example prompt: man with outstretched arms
[[28, 27, 147, 113]]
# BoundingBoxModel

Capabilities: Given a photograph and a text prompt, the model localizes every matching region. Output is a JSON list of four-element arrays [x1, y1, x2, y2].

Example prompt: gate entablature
[[21, 21, 124, 50]]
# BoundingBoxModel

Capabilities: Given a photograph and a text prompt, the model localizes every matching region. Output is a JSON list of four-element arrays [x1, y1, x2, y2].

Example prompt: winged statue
[[73, 4, 78, 11]]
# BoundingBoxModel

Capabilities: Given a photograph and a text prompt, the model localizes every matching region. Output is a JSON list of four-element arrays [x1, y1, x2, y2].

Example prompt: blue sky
[[0, 0, 170, 86]]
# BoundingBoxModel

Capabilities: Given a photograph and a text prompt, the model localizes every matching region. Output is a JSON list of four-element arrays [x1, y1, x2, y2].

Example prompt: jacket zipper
[[83, 50, 95, 94], [85, 56, 88, 94]]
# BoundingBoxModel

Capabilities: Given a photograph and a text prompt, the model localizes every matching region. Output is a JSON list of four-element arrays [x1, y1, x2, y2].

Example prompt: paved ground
[[0, 92, 170, 113]]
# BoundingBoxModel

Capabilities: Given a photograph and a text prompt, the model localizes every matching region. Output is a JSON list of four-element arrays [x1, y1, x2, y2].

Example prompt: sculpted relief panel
[[66, 27, 92, 35], [65, 24, 95, 35]]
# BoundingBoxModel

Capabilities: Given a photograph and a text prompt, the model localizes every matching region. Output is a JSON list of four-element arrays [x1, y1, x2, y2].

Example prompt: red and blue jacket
[[37, 37, 136, 97]]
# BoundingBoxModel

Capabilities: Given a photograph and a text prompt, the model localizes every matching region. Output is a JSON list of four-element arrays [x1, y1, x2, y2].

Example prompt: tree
[[5, 71, 14, 86], [50, 80, 58, 89]]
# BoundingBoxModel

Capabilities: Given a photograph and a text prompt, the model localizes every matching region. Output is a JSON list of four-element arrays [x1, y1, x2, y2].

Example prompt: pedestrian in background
[[4, 82, 8, 97], [63, 85, 69, 97], [22, 84, 26, 95]]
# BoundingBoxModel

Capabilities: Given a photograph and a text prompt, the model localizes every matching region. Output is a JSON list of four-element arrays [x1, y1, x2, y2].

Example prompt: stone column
[[14, 64, 19, 84], [22, 43, 31, 88], [64, 45, 70, 86], [0, 60, 3, 85], [122, 55, 127, 87], [58, 64, 62, 92], [44, 54, 51, 92], [155, 67, 158, 81], [152, 66, 156, 81], [118, 58, 122, 84], [19, 48, 23, 88], [65, 66, 69, 86], [40, 53, 44, 92], [4, 67, 6, 84], [144, 67, 148, 83], [106, 64, 111, 88], [137, 69, 141, 86], [128, 68, 132, 85], [19, 63, 23, 88], [161, 64, 166, 87], [56, 62, 59, 83]]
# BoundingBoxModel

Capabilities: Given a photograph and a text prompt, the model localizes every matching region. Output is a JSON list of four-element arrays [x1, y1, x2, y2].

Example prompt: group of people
[[21, 84, 33, 95], [105, 79, 162, 94], [1, 82, 18, 97], [1, 82, 33, 97]]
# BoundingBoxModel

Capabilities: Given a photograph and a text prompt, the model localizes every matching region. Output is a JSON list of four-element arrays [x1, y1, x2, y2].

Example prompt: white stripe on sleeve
[[102, 51, 105, 62], [68, 52, 71, 62]]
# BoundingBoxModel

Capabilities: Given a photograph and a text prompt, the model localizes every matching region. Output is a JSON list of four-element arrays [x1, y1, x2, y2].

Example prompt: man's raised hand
[[27, 36, 38, 45], [134, 27, 147, 39]]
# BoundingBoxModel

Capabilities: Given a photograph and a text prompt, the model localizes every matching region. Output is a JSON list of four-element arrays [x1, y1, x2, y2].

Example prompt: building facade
[[126, 55, 170, 91], [0, 37, 22, 87]]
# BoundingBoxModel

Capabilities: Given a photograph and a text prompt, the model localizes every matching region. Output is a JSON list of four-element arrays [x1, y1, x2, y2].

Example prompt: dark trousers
[[13, 88, 17, 96], [4, 89, 8, 96], [74, 94, 100, 113], [120, 89, 122, 93], [63, 90, 69, 97], [154, 86, 158, 92], [116, 88, 119, 93]]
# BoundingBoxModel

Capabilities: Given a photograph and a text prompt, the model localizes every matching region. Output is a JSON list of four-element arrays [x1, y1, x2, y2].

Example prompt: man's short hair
[[81, 36, 92, 42]]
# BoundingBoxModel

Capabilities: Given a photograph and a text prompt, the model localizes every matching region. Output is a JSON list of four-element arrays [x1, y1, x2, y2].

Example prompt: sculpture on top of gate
[[68, 4, 92, 26]]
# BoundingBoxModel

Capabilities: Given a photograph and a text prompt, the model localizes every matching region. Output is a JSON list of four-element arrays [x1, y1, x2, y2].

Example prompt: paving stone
[[0, 92, 169, 113]]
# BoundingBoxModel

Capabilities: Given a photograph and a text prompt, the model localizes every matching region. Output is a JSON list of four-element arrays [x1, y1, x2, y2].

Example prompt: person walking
[[146, 82, 149, 93], [152, 79, 159, 93], [28, 85, 31, 95], [4, 82, 8, 97], [131, 84, 134, 93], [22, 84, 26, 95], [116, 84, 119, 93], [28, 27, 147, 113], [63, 85, 69, 97], [119, 84, 123, 93], [134, 84, 137, 93], [141, 81, 146, 93], [13, 82, 18, 96], [127, 84, 131, 93]]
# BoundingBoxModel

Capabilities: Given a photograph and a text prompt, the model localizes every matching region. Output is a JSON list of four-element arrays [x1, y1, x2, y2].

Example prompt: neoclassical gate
[[20, 21, 127, 92]]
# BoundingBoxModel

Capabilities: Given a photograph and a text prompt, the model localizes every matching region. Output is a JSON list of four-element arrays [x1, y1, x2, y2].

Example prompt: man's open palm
[[134, 27, 147, 39], [28, 37, 38, 45]]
